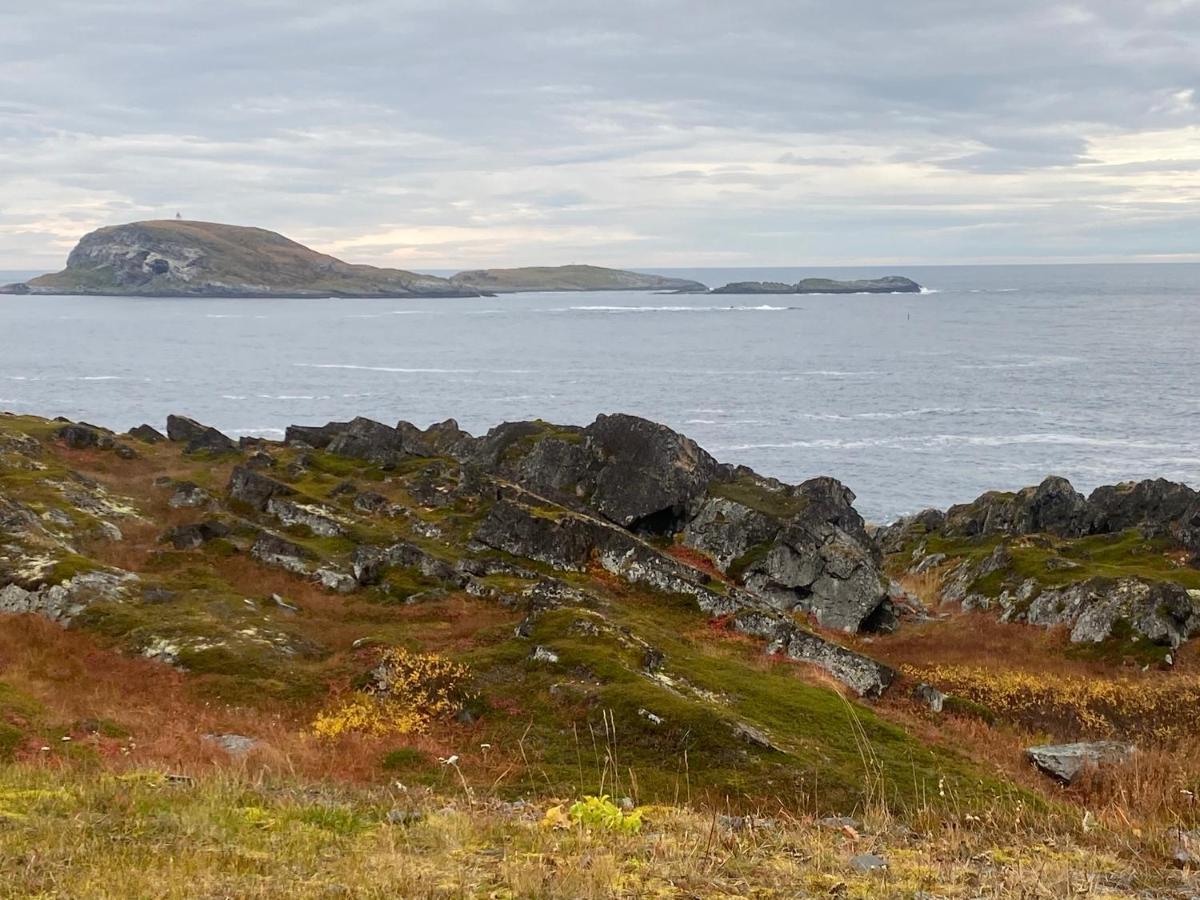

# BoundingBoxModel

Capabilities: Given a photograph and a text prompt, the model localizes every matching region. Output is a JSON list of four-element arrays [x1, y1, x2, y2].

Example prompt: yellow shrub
[[909, 664, 1200, 742], [313, 648, 470, 739]]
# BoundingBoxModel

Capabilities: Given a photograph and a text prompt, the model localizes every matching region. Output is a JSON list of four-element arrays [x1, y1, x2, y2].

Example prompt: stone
[[849, 853, 888, 873], [315, 568, 357, 593], [227, 466, 295, 511], [166, 415, 236, 454], [386, 808, 424, 826], [1026, 741, 1135, 784], [57, 423, 100, 449], [530, 646, 559, 664], [250, 532, 312, 574], [167, 481, 210, 509], [128, 424, 166, 444], [203, 733, 258, 755], [913, 683, 945, 713], [326, 417, 408, 464], [266, 498, 345, 537], [163, 520, 230, 550]]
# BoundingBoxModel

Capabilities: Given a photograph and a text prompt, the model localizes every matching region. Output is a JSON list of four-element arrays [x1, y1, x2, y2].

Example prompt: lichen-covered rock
[[944, 476, 1088, 538], [0, 570, 138, 623], [162, 520, 230, 550], [685, 476, 889, 633], [250, 532, 312, 574], [266, 498, 346, 537], [228, 465, 295, 511], [1021, 578, 1200, 649], [1026, 741, 1134, 783], [167, 481, 211, 509], [57, 423, 101, 449], [325, 417, 409, 465], [732, 610, 896, 698]]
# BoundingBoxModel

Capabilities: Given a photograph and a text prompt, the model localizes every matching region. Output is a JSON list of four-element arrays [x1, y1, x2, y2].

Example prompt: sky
[[1, 0, 1198, 271]]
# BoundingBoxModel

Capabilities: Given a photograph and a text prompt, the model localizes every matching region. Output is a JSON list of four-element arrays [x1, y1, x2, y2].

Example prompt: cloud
[[1, 0, 1199, 268]]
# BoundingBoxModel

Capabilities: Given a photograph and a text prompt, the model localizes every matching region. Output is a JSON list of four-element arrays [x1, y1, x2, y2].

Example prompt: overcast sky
[[2, 1, 1198, 270]]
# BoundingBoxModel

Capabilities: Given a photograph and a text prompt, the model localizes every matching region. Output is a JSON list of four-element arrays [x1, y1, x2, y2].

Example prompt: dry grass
[[0, 763, 1190, 899]]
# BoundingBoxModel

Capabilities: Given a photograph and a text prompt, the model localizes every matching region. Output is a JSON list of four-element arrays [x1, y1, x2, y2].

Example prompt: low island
[[448, 265, 707, 293], [710, 276, 922, 294]]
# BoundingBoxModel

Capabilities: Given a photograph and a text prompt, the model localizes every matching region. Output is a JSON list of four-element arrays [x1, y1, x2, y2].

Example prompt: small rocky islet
[[0, 219, 923, 297]]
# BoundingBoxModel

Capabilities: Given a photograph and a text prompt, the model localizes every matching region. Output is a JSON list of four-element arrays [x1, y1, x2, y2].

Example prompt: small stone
[[637, 707, 665, 726], [849, 853, 888, 873], [913, 683, 944, 713], [204, 733, 259, 756], [386, 808, 424, 826], [530, 646, 559, 664], [1026, 741, 1135, 784]]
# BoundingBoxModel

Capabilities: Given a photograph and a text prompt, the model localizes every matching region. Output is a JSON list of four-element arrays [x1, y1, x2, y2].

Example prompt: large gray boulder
[[684, 475, 890, 633], [1026, 741, 1134, 784], [166, 415, 236, 454]]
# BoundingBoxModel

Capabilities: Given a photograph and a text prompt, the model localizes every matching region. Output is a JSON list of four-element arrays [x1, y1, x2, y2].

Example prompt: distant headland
[[0, 220, 922, 298]]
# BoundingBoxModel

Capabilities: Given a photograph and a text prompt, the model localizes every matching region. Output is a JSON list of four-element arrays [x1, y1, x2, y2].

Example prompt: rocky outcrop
[[683, 476, 890, 633], [921, 475, 1200, 552], [166, 415, 236, 454], [0, 570, 139, 623], [711, 276, 921, 295], [3, 220, 481, 299]]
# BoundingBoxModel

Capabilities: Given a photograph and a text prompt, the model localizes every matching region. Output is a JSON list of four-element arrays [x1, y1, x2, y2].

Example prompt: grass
[[708, 474, 809, 519], [0, 763, 1192, 898]]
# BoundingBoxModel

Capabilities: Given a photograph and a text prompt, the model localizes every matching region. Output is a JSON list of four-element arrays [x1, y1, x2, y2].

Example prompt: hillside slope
[[0, 221, 479, 298]]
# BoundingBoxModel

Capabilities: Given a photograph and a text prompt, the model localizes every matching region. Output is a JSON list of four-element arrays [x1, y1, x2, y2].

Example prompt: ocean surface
[[0, 263, 1197, 523]]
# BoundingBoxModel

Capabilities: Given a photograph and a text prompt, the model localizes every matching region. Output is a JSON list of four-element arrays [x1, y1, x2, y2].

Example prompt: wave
[[716, 433, 1188, 452], [780, 370, 885, 379], [957, 355, 1081, 370], [918, 287, 940, 295], [794, 405, 1051, 421], [295, 363, 535, 375], [227, 427, 287, 436], [550, 304, 799, 313]]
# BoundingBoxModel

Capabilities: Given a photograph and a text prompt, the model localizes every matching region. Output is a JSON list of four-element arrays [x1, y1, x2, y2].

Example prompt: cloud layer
[[2, 0, 1198, 269]]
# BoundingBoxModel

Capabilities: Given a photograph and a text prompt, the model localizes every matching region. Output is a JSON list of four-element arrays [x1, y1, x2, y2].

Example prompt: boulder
[[227, 465, 296, 512], [1026, 741, 1134, 784], [162, 520, 230, 550], [944, 476, 1088, 538], [325, 417, 408, 464], [167, 481, 210, 509], [250, 532, 312, 574], [166, 415, 236, 454], [128, 424, 166, 444], [57, 423, 100, 449], [1022, 577, 1200, 649]]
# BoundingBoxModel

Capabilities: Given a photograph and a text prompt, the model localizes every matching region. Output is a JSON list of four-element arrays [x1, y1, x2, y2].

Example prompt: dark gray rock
[[325, 417, 408, 464], [849, 852, 889, 873], [732, 610, 896, 697], [163, 520, 230, 550], [227, 465, 295, 511], [285, 421, 350, 449], [128, 424, 166, 444], [250, 532, 312, 574], [166, 415, 236, 454], [1026, 741, 1135, 784], [167, 481, 210, 509], [57, 423, 100, 449]]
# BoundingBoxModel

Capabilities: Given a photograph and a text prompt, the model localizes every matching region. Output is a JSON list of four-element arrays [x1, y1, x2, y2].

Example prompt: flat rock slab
[[1026, 741, 1134, 784]]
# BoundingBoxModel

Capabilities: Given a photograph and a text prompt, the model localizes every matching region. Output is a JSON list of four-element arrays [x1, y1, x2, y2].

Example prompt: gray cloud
[[1, 0, 1198, 268]]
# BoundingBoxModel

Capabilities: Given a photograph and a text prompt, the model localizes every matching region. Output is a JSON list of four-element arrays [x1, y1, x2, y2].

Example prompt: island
[[448, 264, 707, 293], [0, 220, 483, 299], [710, 275, 922, 294]]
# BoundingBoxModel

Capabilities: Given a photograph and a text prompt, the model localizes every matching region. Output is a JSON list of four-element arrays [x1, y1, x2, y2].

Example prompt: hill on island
[[448, 264, 707, 293], [0, 220, 480, 298]]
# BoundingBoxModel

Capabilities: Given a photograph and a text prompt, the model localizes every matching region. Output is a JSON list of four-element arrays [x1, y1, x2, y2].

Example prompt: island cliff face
[[1, 221, 481, 298], [448, 264, 707, 293]]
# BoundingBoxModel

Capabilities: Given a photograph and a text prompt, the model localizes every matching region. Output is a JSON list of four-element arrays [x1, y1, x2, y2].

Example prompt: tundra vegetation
[[1, 412, 1199, 897]]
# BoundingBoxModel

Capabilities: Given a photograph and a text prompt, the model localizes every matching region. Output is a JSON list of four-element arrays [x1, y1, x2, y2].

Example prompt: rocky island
[[448, 264, 707, 293], [0, 221, 709, 299], [711, 275, 922, 294], [0, 220, 485, 299]]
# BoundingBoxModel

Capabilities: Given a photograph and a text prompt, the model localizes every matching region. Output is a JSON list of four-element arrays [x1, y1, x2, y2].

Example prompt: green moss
[[0, 722, 22, 761], [708, 475, 807, 519], [729, 541, 772, 582], [381, 747, 434, 772], [942, 695, 997, 724]]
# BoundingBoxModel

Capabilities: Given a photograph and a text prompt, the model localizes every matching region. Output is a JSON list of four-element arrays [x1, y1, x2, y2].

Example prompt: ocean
[[1, 263, 1196, 523]]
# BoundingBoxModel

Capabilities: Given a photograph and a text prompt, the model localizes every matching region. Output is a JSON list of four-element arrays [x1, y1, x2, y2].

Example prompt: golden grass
[[0, 763, 1187, 899]]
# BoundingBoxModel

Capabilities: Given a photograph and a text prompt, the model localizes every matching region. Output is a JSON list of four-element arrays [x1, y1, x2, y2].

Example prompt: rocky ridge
[[882, 475, 1200, 661]]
